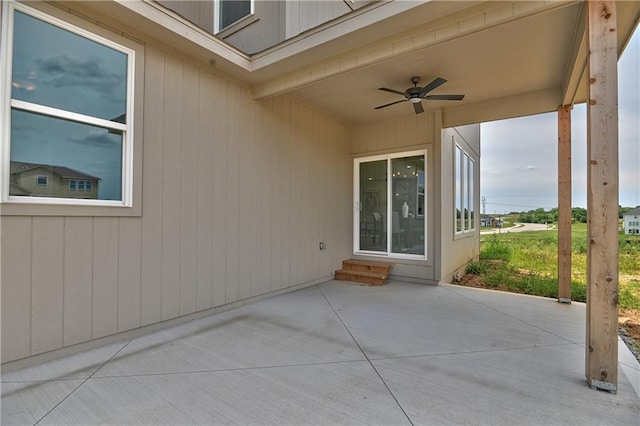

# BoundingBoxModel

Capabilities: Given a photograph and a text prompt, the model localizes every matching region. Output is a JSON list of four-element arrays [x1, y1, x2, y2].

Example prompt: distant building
[[10, 161, 99, 199], [480, 214, 503, 228], [623, 207, 640, 235]]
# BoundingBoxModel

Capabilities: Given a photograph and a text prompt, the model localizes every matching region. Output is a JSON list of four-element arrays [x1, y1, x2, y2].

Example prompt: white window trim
[[353, 149, 428, 261], [454, 143, 476, 236], [0, 1, 135, 208], [214, 0, 255, 34], [35, 175, 48, 186]]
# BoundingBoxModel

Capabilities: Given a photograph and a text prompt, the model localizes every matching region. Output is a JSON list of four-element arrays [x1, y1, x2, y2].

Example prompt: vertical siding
[[1, 43, 350, 364], [1, 217, 32, 361], [211, 76, 228, 307], [31, 217, 64, 354], [117, 218, 141, 332], [63, 217, 93, 346], [156, 1, 214, 33], [160, 55, 183, 321], [92, 218, 119, 339], [196, 70, 215, 312], [179, 64, 199, 316], [439, 125, 481, 282], [140, 47, 164, 327]]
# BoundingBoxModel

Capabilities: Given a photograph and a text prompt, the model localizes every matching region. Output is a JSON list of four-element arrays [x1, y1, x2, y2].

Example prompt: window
[[217, 0, 253, 32], [455, 144, 476, 234], [35, 175, 47, 186], [354, 150, 427, 259], [1, 2, 134, 206]]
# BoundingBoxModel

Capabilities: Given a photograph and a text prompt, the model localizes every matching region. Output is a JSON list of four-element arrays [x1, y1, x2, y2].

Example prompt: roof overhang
[[76, 0, 639, 126]]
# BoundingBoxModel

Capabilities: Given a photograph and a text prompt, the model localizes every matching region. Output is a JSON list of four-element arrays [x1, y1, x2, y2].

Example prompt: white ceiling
[[250, 1, 638, 126]]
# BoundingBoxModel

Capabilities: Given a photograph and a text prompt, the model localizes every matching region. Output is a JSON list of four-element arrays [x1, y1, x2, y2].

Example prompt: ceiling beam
[[441, 87, 562, 128]]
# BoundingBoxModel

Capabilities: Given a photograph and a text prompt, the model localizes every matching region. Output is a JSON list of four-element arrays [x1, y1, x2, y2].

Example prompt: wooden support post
[[585, 0, 619, 393], [557, 105, 572, 304]]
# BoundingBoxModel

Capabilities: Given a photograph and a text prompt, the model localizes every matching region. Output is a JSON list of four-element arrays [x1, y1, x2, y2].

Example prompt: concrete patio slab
[[2, 280, 639, 425], [93, 286, 365, 377]]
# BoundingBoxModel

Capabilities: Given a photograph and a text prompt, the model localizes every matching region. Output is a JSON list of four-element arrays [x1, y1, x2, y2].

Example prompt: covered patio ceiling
[[246, 0, 639, 126]]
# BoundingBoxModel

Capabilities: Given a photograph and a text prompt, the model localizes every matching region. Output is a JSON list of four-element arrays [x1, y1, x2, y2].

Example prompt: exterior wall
[[348, 112, 438, 284], [155, 1, 215, 33], [439, 124, 481, 283], [284, 1, 352, 40], [221, 1, 285, 54], [155, 1, 355, 54], [1, 5, 351, 365]]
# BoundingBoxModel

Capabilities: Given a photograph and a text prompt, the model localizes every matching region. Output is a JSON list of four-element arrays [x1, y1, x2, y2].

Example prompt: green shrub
[[465, 260, 487, 275], [481, 235, 512, 261]]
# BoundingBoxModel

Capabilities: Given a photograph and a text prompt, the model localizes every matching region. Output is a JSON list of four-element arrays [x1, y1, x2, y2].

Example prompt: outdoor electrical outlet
[[319, 242, 325, 250]]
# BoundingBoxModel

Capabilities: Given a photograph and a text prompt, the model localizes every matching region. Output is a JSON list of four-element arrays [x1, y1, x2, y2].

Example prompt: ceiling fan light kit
[[375, 76, 465, 114]]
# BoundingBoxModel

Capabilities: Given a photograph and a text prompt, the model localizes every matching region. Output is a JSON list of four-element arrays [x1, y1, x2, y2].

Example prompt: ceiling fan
[[374, 76, 465, 114]]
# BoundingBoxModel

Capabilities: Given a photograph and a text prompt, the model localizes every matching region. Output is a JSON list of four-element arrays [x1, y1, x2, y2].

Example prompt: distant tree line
[[512, 206, 638, 224]]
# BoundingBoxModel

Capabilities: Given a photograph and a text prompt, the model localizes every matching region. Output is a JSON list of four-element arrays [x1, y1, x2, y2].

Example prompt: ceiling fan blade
[[378, 87, 406, 96], [374, 99, 408, 110], [424, 94, 465, 101], [418, 77, 447, 97], [413, 101, 424, 114]]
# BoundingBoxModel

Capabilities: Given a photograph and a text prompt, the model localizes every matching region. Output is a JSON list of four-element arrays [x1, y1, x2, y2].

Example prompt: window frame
[[454, 143, 476, 236], [0, 1, 136, 209], [35, 175, 48, 187], [214, 0, 255, 34], [353, 149, 428, 261]]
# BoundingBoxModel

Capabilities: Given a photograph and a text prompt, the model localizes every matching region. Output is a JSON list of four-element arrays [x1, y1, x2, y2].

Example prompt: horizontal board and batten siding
[[1, 45, 350, 364]]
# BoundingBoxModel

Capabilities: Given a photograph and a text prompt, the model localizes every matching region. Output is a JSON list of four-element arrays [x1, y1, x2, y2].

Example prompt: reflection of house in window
[[10, 161, 99, 199]]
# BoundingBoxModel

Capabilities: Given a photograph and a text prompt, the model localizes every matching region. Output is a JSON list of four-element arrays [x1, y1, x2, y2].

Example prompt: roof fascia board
[[251, 1, 577, 100], [250, 0, 474, 71], [442, 86, 563, 128]]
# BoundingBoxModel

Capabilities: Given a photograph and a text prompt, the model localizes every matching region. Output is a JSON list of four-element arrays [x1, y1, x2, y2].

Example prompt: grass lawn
[[458, 223, 640, 357]]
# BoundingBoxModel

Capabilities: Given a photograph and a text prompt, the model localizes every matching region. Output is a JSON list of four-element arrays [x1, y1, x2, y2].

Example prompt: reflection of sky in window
[[9, 10, 128, 201], [11, 110, 123, 200], [12, 11, 127, 120]]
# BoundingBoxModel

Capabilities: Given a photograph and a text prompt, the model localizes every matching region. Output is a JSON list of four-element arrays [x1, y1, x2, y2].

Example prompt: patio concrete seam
[[76, 358, 371, 380], [34, 338, 135, 425], [441, 284, 580, 344], [365, 341, 581, 362], [318, 285, 415, 426]]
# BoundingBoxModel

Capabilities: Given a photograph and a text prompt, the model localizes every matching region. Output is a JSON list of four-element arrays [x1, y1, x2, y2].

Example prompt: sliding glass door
[[354, 150, 426, 259]]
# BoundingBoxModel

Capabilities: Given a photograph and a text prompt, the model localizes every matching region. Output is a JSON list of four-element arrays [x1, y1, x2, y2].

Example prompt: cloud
[[36, 55, 124, 95], [525, 165, 536, 170], [12, 80, 37, 91], [69, 131, 121, 148]]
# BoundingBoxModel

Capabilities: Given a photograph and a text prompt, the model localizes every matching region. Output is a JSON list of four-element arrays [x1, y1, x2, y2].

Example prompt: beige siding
[[1, 217, 32, 361], [31, 218, 64, 354], [1, 41, 349, 364], [348, 113, 437, 283], [139, 47, 164, 327], [286, 0, 352, 40], [63, 217, 93, 346], [439, 125, 481, 283], [156, 0, 214, 33]]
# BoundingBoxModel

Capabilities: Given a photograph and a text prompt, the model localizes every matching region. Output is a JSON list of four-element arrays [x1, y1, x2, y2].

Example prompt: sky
[[480, 26, 639, 215], [10, 10, 126, 200]]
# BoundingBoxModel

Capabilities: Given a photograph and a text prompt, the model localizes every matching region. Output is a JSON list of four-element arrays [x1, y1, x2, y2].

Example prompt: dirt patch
[[455, 274, 640, 363]]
